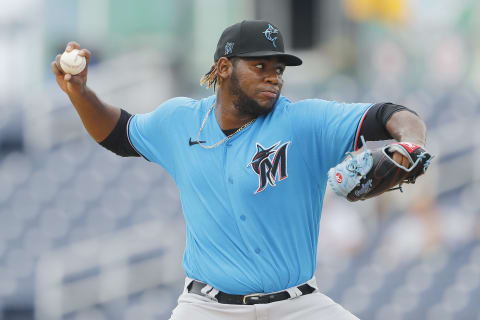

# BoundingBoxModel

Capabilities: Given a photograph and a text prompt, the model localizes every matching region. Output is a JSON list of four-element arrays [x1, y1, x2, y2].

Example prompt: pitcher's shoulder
[[151, 96, 213, 116], [157, 96, 199, 110], [286, 98, 332, 108]]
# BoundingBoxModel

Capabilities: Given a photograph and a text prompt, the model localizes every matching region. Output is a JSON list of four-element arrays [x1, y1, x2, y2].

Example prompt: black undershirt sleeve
[[356, 102, 418, 149], [99, 109, 140, 157]]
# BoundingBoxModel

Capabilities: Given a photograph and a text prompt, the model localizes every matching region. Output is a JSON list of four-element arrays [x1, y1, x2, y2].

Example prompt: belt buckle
[[242, 293, 264, 305]]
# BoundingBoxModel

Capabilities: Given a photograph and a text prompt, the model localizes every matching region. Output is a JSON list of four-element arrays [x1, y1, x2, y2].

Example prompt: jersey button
[[255, 248, 261, 254], [226, 142, 232, 146], [240, 215, 246, 221], [228, 177, 233, 184]]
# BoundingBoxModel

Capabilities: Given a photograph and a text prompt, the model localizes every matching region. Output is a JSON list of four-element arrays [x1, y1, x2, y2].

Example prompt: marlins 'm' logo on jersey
[[247, 141, 290, 194]]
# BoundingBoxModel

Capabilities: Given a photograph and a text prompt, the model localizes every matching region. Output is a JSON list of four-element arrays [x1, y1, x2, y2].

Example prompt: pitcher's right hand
[[51, 41, 91, 96]]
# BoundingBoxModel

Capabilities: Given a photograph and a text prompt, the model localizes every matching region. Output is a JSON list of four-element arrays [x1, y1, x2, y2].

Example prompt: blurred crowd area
[[1, 0, 480, 319]]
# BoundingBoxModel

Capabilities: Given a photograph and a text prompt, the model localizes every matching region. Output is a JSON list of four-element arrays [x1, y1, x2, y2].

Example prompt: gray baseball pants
[[169, 277, 360, 320]]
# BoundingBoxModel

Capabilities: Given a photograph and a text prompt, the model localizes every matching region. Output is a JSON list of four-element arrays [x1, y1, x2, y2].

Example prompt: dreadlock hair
[[200, 58, 241, 91], [200, 62, 221, 91]]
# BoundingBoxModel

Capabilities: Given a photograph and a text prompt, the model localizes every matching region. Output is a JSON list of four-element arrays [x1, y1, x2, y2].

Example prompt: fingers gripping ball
[[60, 49, 86, 75], [328, 138, 434, 202]]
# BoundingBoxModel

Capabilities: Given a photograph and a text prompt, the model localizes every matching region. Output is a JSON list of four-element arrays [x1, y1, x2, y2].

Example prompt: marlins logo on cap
[[224, 42, 234, 55], [213, 20, 302, 66], [263, 24, 279, 48]]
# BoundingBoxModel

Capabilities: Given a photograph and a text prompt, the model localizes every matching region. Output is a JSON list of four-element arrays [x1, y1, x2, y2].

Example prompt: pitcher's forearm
[[385, 110, 427, 147], [68, 87, 121, 142]]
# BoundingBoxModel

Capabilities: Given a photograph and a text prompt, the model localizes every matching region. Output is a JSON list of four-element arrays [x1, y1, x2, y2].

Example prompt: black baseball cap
[[214, 20, 302, 66]]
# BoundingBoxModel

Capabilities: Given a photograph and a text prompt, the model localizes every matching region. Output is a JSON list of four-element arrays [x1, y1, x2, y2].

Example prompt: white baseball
[[60, 49, 86, 75]]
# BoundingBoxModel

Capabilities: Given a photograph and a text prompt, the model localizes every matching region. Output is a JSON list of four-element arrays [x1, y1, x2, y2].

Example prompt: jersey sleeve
[[128, 97, 190, 175], [286, 99, 372, 178]]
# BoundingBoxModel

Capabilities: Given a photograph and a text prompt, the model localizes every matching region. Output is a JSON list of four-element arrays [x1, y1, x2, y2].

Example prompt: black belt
[[187, 280, 315, 305]]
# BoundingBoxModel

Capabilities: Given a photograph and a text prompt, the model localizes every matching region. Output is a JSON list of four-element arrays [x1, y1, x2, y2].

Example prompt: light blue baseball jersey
[[128, 95, 372, 295]]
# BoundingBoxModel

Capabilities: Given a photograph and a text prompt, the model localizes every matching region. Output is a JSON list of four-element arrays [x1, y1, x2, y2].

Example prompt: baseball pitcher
[[52, 20, 432, 320]]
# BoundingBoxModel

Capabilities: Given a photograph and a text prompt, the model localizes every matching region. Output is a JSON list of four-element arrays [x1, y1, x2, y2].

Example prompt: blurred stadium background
[[0, 0, 480, 319]]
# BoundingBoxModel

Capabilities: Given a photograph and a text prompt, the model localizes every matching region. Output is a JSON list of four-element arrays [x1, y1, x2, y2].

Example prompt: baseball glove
[[327, 138, 433, 202]]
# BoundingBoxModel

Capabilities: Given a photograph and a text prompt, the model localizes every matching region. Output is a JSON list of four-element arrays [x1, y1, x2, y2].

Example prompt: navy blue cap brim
[[231, 51, 302, 66]]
